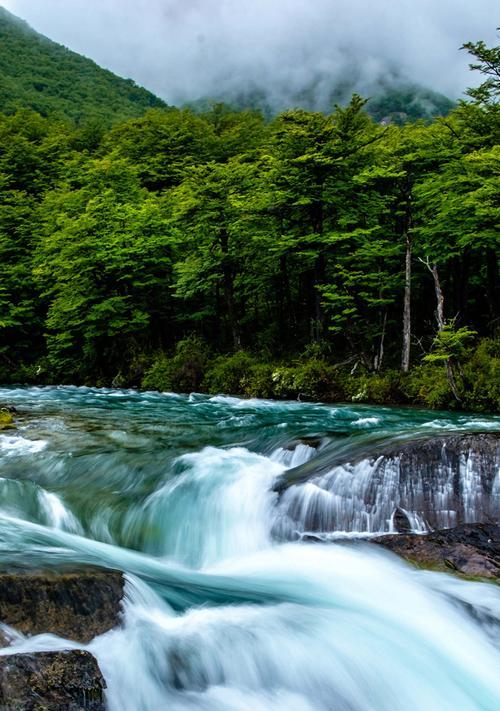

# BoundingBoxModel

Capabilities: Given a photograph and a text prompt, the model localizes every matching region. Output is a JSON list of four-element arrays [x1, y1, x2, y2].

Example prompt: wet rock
[[392, 507, 413, 534], [0, 569, 124, 643], [275, 432, 500, 531], [283, 436, 324, 451], [0, 650, 105, 710], [374, 523, 500, 579], [0, 629, 13, 649]]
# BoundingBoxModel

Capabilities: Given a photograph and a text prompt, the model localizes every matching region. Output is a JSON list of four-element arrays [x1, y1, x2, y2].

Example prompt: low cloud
[[2, 0, 498, 106]]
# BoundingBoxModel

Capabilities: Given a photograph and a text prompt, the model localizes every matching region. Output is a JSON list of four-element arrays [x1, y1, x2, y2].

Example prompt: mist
[[2, 0, 498, 107]]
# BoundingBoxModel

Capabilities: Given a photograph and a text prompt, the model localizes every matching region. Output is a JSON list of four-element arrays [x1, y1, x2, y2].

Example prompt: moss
[[0, 410, 14, 430], [402, 558, 499, 584]]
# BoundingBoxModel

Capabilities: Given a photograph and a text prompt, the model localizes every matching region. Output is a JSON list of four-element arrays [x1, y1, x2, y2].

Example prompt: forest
[[0, 36, 498, 411]]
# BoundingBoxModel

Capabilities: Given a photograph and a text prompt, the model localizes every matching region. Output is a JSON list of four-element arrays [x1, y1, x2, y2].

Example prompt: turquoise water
[[0, 386, 499, 710]]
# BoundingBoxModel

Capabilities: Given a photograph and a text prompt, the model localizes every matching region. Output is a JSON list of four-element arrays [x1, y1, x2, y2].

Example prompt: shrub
[[241, 363, 276, 398], [142, 336, 209, 393], [462, 338, 500, 412], [292, 359, 339, 399], [203, 351, 257, 395], [401, 337, 499, 412], [271, 358, 343, 400], [271, 366, 297, 398], [345, 371, 403, 405], [402, 363, 456, 409]]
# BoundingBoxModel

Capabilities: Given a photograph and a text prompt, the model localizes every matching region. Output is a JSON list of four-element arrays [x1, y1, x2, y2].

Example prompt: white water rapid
[[0, 386, 499, 710]]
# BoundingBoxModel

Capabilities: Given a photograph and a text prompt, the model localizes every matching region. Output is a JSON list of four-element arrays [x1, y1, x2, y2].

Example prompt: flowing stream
[[0, 386, 499, 710]]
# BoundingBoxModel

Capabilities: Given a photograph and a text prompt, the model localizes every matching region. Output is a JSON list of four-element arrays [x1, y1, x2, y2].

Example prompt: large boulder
[[373, 523, 500, 579], [0, 569, 124, 643], [0, 650, 105, 710], [274, 433, 500, 534]]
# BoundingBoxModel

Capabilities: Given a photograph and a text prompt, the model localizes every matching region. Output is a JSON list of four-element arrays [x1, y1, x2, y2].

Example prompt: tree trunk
[[375, 311, 387, 372], [219, 228, 241, 349], [430, 263, 445, 331], [400, 180, 413, 373], [401, 233, 412, 372], [426, 260, 461, 402]]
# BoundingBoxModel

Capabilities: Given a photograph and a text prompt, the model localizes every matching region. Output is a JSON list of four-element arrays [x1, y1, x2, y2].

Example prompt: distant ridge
[[0, 7, 167, 124], [187, 81, 455, 124]]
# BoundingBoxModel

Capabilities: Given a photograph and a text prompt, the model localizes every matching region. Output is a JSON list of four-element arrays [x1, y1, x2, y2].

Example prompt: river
[[0, 386, 499, 710]]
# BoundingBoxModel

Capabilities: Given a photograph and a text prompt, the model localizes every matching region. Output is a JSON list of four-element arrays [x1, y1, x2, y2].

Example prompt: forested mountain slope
[[0, 7, 454, 126], [0, 7, 166, 124], [188, 82, 455, 124]]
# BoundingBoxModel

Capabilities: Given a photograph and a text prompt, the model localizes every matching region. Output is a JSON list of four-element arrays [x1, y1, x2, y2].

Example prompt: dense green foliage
[[0, 8, 166, 125], [0, 26, 498, 411]]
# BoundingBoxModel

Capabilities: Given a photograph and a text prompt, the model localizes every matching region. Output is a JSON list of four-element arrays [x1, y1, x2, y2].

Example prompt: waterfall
[[275, 440, 500, 536]]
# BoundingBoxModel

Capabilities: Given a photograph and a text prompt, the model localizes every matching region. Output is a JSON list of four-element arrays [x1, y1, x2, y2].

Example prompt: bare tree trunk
[[401, 233, 412, 372], [374, 311, 387, 372], [422, 258, 461, 402], [429, 262, 445, 331], [311, 201, 325, 342], [219, 228, 241, 349]]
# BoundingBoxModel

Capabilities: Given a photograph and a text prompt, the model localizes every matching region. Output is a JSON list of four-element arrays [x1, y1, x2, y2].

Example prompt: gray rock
[[0, 650, 105, 710]]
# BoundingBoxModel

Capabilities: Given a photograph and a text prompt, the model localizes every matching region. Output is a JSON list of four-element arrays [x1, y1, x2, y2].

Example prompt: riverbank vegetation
[[0, 37, 498, 411]]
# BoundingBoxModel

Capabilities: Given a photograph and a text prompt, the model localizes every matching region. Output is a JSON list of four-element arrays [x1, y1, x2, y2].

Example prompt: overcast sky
[[2, 0, 498, 106]]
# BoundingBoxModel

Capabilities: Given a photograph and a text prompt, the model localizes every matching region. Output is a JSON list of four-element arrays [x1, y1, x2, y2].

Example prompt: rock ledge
[[374, 523, 500, 579]]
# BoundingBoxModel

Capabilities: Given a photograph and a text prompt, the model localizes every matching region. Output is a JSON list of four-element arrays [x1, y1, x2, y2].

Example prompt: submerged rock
[[0, 650, 105, 710], [374, 523, 500, 579], [283, 436, 325, 451], [0, 569, 124, 643]]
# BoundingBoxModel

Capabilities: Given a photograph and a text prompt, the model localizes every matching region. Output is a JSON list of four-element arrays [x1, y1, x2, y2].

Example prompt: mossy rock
[[0, 650, 106, 710], [0, 569, 124, 642], [0, 410, 15, 430], [373, 523, 500, 580]]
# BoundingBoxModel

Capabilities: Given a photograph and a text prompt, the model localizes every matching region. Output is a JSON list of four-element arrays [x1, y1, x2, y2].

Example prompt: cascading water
[[275, 441, 500, 537], [0, 386, 499, 710]]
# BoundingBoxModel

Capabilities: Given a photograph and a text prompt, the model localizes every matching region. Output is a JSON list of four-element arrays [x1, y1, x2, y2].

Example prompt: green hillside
[[0, 7, 166, 124]]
